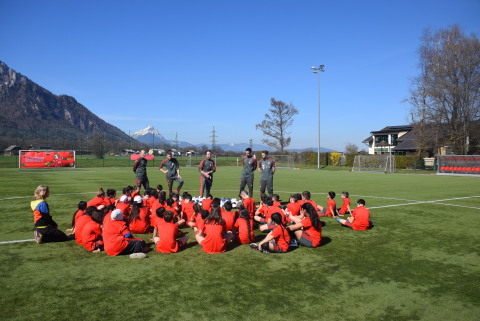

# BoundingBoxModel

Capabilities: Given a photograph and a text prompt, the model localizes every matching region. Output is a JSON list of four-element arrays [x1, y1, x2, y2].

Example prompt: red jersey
[[234, 218, 254, 244], [301, 217, 321, 247], [156, 221, 180, 253], [303, 200, 319, 213], [82, 220, 103, 251], [75, 215, 93, 246], [202, 199, 213, 211], [273, 201, 282, 208], [339, 198, 351, 214], [73, 209, 85, 227], [128, 207, 151, 234], [182, 202, 195, 222], [103, 220, 130, 256], [87, 196, 108, 208], [201, 222, 226, 253], [271, 225, 290, 252], [325, 199, 337, 217], [352, 207, 371, 230], [105, 197, 116, 206], [221, 211, 237, 231], [286, 202, 301, 217], [116, 202, 131, 218], [242, 198, 256, 218]]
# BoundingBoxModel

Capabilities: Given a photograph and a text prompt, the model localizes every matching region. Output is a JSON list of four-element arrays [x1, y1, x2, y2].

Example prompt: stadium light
[[311, 65, 325, 170]]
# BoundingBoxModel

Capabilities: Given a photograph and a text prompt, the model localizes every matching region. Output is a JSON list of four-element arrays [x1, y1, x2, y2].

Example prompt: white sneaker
[[130, 252, 147, 259]]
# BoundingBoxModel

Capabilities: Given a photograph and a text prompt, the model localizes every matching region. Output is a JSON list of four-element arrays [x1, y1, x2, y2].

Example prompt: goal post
[[351, 155, 395, 173], [270, 155, 295, 169]]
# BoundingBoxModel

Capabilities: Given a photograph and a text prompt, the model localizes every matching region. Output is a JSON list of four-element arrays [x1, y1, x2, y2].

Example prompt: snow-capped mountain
[[131, 126, 167, 146]]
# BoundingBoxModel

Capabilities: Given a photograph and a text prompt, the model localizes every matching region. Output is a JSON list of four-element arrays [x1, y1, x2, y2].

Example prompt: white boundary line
[[369, 196, 480, 210], [0, 239, 34, 244]]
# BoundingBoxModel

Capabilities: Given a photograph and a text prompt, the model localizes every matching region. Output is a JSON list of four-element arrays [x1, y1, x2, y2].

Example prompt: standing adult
[[159, 150, 183, 197], [199, 150, 216, 198], [239, 148, 257, 197], [258, 150, 276, 197], [133, 150, 149, 191]]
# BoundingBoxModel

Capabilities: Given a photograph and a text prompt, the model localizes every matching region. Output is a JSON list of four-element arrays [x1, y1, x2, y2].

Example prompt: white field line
[[0, 239, 35, 244], [369, 196, 480, 210], [0, 192, 96, 201]]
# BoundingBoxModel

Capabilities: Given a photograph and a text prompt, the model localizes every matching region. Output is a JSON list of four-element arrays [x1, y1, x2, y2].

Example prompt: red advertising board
[[130, 154, 155, 161], [19, 150, 76, 168]]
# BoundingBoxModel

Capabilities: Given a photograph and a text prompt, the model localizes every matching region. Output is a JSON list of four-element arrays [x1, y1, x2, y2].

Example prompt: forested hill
[[0, 61, 140, 152]]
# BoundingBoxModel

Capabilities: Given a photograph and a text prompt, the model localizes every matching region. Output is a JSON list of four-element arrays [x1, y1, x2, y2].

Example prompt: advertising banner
[[130, 154, 155, 161], [19, 150, 76, 168]]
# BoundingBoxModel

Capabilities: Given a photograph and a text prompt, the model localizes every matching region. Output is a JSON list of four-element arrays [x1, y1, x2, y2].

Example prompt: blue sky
[[1, 0, 479, 151]]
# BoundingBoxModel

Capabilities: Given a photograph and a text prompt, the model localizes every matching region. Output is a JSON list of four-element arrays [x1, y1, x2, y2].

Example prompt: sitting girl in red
[[128, 196, 151, 234], [251, 212, 290, 253], [195, 206, 229, 254], [103, 209, 147, 257], [287, 202, 322, 248], [82, 209, 105, 252], [233, 208, 255, 244], [155, 210, 188, 253]]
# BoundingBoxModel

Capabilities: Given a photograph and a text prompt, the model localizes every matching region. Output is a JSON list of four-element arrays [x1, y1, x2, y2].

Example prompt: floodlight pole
[[311, 65, 325, 170]]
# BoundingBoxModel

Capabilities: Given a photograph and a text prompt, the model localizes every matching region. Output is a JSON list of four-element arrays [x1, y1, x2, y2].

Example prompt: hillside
[[0, 61, 141, 152]]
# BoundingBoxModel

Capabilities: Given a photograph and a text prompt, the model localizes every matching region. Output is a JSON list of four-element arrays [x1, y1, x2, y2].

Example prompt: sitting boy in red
[[337, 199, 372, 230], [155, 210, 188, 253]]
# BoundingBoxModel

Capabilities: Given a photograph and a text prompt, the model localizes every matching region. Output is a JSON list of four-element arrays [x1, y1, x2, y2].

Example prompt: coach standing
[[199, 150, 216, 198], [133, 150, 149, 191], [258, 150, 275, 197], [160, 150, 184, 197], [239, 148, 257, 197]]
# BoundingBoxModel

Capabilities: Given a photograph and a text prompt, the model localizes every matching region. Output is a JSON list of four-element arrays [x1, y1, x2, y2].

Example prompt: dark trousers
[[167, 177, 184, 197], [119, 239, 145, 255], [259, 179, 274, 197], [35, 225, 68, 243], [200, 176, 213, 198], [136, 176, 150, 191], [240, 176, 254, 197]]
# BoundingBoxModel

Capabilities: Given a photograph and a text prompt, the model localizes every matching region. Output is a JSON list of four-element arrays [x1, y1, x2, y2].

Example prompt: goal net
[[351, 155, 395, 173], [271, 155, 295, 169]]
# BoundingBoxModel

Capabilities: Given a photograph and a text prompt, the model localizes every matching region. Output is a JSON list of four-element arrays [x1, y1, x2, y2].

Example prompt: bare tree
[[255, 98, 299, 153], [91, 129, 105, 159], [344, 142, 359, 154], [408, 25, 480, 154]]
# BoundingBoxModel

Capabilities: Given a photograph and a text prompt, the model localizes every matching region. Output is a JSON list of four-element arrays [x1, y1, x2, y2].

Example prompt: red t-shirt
[[273, 201, 282, 208], [87, 196, 108, 208], [103, 220, 130, 256], [286, 202, 301, 217], [82, 220, 103, 251], [221, 211, 237, 231], [339, 198, 351, 214], [116, 202, 131, 219], [156, 221, 180, 253], [75, 215, 93, 246], [74, 209, 85, 227], [352, 207, 371, 230], [182, 202, 195, 222], [234, 218, 254, 244], [325, 199, 337, 217], [301, 217, 321, 247], [201, 222, 226, 253], [202, 199, 213, 211], [271, 225, 290, 252], [128, 207, 151, 234], [242, 198, 256, 218]]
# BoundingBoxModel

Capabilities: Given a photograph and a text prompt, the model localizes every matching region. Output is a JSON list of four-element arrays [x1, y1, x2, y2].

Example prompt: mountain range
[[0, 60, 141, 151], [132, 126, 333, 153]]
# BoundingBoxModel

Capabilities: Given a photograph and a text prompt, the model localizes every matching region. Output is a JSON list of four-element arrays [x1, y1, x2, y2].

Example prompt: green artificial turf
[[0, 167, 479, 320]]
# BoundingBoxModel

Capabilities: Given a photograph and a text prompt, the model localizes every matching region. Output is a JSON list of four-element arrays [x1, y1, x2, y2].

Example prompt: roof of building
[[4, 145, 21, 152], [394, 130, 418, 151], [371, 125, 413, 135]]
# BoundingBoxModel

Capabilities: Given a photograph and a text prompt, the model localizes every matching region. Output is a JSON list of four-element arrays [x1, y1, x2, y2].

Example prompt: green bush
[[395, 155, 418, 169]]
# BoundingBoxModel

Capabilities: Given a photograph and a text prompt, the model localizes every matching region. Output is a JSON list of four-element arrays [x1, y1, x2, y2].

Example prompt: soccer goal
[[351, 155, 396, 173], [271, 155, 295, 169]]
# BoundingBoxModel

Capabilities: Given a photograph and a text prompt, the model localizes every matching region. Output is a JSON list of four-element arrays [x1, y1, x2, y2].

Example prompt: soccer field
[[0, 167, 479, 321]]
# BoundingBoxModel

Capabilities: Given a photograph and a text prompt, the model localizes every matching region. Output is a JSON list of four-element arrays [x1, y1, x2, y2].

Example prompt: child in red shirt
[[82, 209, 105, 252], [155, 210, 188, 253], [195, 206, 229, 254], [181, 194, 196, 225], [103, 209, 147, 257], [285, 194, 301, 222], [221, 201, 237, 232], [337, 191, 351, 216], [234, 208, 255, 244], [251, 213, 290, 253], [272, 194, 282, 208], [87, 187, 109, 208], [128, 196, 151, 234], [318, 191, 337, 217], [287, 202, 322, 248], [67, 201, 87, 234], [239, 190, 256, 218], [337, 199, 372, 230], [202, 194, 214, 212]]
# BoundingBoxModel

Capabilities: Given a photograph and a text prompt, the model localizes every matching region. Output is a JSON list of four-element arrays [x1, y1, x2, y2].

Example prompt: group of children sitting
[[31, 184, 372, 258]]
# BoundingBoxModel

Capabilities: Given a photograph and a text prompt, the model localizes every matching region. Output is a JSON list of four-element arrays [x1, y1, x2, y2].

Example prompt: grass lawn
[[0, 166, 479, 320]]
